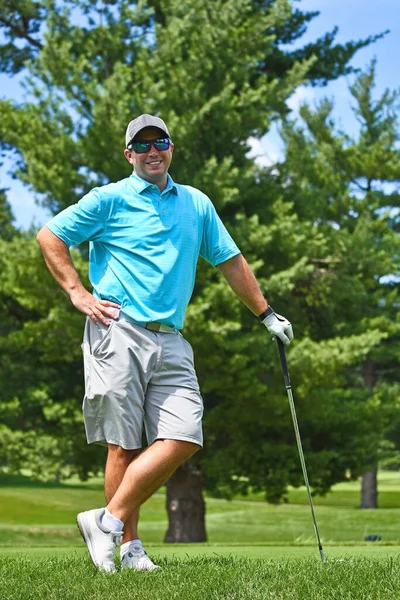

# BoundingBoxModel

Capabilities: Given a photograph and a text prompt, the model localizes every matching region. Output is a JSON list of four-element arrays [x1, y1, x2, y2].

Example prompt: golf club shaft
[[276, 339, 326, 563]]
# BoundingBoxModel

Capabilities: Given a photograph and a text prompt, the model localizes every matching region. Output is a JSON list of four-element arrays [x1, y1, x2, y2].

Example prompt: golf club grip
[[276, 338, 291, 388]]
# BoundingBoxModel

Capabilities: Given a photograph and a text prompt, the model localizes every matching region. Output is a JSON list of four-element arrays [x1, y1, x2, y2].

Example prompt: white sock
[[101, 508, 124, 532], [121, 539, 143, 557]]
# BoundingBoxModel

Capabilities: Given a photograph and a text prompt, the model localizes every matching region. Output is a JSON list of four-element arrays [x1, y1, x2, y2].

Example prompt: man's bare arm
[[217, 253, 268, 316], [36, 226, 120, 325], [218, 253, 293, 344]]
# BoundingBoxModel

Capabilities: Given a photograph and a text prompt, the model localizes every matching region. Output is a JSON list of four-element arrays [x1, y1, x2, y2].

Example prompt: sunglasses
[[128, 137, 171, 154]]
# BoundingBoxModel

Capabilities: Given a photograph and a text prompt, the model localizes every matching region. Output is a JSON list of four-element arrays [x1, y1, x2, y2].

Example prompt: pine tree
[[276, 61, 400, 507], [0, 1, 395, 541]]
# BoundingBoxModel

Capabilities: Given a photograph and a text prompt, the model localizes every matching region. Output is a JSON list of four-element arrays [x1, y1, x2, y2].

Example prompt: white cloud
[[287, 85, 316, 114], [247, 135, 281, 167]]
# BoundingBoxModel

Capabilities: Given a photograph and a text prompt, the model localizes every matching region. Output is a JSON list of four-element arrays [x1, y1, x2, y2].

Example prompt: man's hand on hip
[[70, 289, 120, 325], [262, 311, 294, 346]]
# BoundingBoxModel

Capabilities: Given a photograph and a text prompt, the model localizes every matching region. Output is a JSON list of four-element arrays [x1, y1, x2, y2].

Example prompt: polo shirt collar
[[130, 172, 178, 195]]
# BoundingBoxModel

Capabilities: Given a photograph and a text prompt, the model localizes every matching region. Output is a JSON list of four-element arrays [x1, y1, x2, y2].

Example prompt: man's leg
[[104, 444, 141, 543], [77, 438, 198, 572], [107, 439, 200, 523], [106, 440, 198, 573]]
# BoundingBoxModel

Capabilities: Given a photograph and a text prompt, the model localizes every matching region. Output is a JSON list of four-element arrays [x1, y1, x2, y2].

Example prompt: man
[[36, 114, 293, 573]]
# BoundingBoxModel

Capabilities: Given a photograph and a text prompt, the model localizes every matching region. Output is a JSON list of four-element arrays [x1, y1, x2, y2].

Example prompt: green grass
[[1, 554, 400, 600], [1, 472, 399, 547], [2, 544, 400, 560], [1, 471, 400, 598]]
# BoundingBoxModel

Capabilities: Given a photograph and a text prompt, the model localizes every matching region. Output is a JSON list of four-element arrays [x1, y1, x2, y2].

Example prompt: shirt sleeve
[[200, 198, 240, 266], [45, 189, 104, 247]]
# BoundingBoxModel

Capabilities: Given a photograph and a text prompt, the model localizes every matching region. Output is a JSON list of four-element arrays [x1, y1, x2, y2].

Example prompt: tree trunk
[[360, 360, 379, 509], [164, 459, 207, 542], [360, 467, 378, 508]]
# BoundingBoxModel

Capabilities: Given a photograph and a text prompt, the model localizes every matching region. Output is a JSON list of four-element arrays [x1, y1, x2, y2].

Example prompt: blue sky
[[249, 0, 399, 165], [1, 0, 399, 229]]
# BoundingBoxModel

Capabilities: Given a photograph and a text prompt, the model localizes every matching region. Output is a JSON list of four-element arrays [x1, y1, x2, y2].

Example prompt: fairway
[[1, 472, 400, 547], [1, 471, 399, 598]]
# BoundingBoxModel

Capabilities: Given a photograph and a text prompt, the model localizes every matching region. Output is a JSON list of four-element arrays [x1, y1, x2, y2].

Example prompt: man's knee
[[107, 444, 141, 466], [160, 439, 201, 460], [185, 441, 201, 458]]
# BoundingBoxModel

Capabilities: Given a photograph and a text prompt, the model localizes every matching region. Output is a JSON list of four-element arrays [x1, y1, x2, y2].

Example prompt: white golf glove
[[259, 306, 293, 346]]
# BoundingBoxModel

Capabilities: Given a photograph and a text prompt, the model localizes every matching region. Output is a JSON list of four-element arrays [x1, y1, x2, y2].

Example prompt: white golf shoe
[[121, 544, 161, 572], [77, 508, 123, 573]]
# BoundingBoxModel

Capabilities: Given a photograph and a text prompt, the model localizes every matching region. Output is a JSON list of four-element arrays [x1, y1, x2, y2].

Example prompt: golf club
[[275, 338, 326, 564]]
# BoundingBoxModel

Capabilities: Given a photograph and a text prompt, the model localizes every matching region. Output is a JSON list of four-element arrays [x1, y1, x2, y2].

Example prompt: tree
[[278, 61, 400, 508], [0, 0, 309, 537], [0, 0, 393, 542], [168, 64, 395, 515], [0, 191, 17, 241], [0, 235, 107, 481], [0, 0, 385, 84]]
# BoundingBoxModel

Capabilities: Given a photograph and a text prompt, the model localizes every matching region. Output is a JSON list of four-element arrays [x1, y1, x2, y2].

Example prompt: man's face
[[124, 127, 174, 186]]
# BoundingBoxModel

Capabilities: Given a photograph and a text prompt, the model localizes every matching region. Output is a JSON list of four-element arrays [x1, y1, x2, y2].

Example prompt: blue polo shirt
[[46, 172, 240, 329]]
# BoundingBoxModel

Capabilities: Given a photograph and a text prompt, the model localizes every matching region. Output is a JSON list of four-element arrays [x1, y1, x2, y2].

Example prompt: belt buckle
[[146, 322, 161, 332]]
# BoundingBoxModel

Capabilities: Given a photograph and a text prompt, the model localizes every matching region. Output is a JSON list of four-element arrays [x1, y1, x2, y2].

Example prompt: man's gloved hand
[[260, 307, 294, 346]]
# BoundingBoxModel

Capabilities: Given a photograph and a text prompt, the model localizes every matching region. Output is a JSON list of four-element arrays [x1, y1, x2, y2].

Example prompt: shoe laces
[[123, 547, 146, 561], [122, 549, 157, 570]]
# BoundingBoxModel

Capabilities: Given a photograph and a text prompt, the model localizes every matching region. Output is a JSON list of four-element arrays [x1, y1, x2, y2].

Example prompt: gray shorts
[[81, 315, 203, 449]]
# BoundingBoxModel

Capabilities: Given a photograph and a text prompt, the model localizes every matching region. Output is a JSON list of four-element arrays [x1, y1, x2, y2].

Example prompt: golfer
[[36, 114, 293, 573]]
